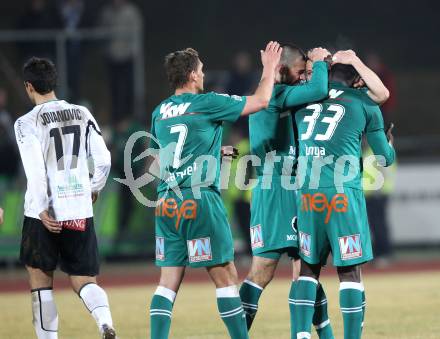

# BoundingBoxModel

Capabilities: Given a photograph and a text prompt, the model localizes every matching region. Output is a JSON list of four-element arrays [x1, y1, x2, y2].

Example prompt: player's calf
[[337, 265, 363, 339], [150, 266, 184, 339], [240, 256, 277, 330], [74, 277, 115, 338], [26, 267, 58, 339], [31, 287, 58, 339], [291, 260, 321, 339], [208, 263, 249, 339]]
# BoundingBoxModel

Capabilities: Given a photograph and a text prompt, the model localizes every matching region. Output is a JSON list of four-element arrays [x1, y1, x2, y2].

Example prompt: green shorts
[[296, 187, 373, 267], [250, 178, 299, 260], [155, 189, 234, 268]]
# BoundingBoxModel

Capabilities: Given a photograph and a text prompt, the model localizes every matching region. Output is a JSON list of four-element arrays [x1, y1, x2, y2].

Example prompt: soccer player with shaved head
[[239, 44, 336, 338]]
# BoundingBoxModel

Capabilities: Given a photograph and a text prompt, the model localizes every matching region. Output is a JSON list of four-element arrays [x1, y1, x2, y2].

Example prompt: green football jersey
[[249, 61, 328, 178], [150, 92, 246, 193], [294, 81, 395, 190]]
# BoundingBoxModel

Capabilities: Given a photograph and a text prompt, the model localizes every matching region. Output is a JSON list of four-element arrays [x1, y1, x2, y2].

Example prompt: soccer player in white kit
[[14, 57, 116, 339]]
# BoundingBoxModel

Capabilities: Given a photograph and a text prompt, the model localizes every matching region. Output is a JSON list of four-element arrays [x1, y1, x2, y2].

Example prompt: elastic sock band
[[216, 285, 239, 298], [155, 286, 177, 303], [339, 282, 363, 291], [298, 276, 318, 285], [243, 279, 264, 290]]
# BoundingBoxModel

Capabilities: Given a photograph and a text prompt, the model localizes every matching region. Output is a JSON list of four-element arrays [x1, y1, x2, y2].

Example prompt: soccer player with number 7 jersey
[[148, 42, 282, 339], [292, 60, 395, 339]]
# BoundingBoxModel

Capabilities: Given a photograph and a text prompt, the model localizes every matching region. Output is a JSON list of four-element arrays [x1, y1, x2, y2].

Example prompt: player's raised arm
[[332, 50, 390, 105], [364, 102, 395, 166], [283, 47, 330, 108], [241, 41, 283, 116], [0, 207, 3, 225], [85, 110, 111, 195]]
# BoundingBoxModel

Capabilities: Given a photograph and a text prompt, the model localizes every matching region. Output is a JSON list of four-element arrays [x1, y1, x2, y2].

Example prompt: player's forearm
[[242, 66, 276, 116], [285, 61, 328, 107], [352, 58, 389, 105], [366, 129, 395, 167]]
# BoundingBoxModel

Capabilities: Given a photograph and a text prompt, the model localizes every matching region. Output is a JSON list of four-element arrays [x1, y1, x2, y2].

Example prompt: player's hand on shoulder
[[386, 122, 395, 147], [261, 41, 283, 70], [331, 49, 358, 65], [39, 210, 62, 233], [221, 146, 239, 159], [308, 47, 331, 62]]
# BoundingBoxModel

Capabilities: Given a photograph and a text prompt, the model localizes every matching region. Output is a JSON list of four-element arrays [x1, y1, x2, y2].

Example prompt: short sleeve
[[363, 100, 385, 133], [205, 92, 246, 123]]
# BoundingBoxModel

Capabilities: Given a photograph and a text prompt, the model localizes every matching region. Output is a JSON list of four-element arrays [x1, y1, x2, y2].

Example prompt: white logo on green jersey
[[329, 89, 344, 99], [160, 102, 191, 119]]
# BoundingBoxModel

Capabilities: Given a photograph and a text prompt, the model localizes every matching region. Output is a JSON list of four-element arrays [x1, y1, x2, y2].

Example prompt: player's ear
[[189, 70, 197, 83]]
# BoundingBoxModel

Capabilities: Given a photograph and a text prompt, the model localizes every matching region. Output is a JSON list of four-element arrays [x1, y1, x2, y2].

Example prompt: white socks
[[79, 283, 113, 331], [31, 288, 58, 339]]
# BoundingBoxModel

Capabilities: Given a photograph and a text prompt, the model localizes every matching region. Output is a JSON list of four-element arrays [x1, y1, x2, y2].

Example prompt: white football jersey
[[15, 100, 111, 221]]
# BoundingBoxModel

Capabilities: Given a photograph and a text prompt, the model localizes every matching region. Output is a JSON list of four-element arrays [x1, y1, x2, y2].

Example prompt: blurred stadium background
[[0, 0, 439, 338]]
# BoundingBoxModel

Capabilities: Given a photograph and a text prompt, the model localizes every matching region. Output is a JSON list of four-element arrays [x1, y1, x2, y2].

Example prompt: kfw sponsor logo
[[299, 231, 311, 257], [156, 237, 165, 261], [160, 102, 191, 119], [187, 237, 212, 263], [338, 234, 362, 260], [250, 224, 264, 249], [301, 193, 348, 224]]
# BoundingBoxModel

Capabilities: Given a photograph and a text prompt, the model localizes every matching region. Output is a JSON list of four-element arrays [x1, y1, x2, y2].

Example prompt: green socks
[[313, 283, 334, 339], [217, 285, 249, 339], [340, 282, 364, 339], [289, 280, 298, 336], [361, 283, 366, 332], [291, 276, 318, 339], [239, 279, 264, 330], [150, 286, 176, 339]]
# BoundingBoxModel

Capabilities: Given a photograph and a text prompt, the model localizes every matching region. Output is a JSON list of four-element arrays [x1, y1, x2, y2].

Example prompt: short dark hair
[[280, 43, 306, 67], [329, 64, 359, 86], [23, 57, 57, 95], [164, 48, 200, 90]]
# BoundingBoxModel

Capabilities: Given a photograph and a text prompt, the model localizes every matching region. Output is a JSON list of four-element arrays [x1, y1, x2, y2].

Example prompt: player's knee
[[27, 266, 53, 289], [70, 275, 96, 294], [158, 268, 185, 291], [337, 265, 361, 282], [247, 259, 276, 287], [292, 259, 301, 281], [299, 260, 321, 280]]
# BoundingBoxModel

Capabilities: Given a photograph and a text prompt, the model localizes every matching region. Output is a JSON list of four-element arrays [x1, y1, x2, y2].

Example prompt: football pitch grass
[[1, 271, 439, 338]]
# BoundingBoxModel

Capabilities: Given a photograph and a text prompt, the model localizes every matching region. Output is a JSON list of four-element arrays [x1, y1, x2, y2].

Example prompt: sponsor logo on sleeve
[[299, 231, 311, 257], [250, 224, 264, 249], [156, 236, 165, 261], [187, 237, 212, 263], [338, 234, 362, 260]]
